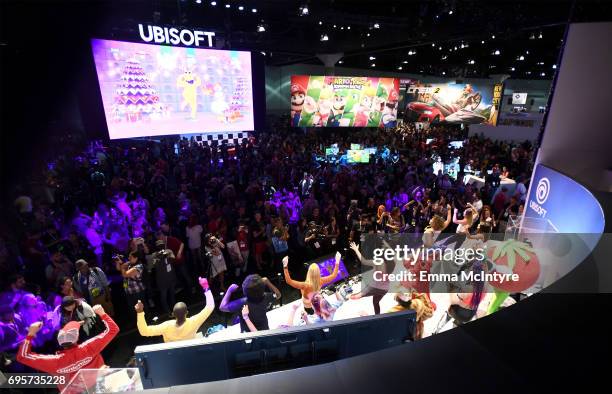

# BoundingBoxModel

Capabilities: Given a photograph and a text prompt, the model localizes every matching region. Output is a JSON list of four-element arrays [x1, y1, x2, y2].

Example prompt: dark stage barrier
[[134, 310, 416, 389]]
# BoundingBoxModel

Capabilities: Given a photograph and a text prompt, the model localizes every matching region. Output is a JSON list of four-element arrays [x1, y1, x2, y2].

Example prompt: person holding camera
[[204, 234, 227, 292], [115, 251, 147, 317], [149, 239, 177, 314]]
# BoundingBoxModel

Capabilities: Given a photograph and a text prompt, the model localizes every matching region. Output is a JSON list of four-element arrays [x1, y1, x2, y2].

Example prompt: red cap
[[291, 84, 306, 95]]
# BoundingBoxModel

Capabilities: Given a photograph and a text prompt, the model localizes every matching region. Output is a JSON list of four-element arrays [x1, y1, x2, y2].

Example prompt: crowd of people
[[0, 119, 534, 383]]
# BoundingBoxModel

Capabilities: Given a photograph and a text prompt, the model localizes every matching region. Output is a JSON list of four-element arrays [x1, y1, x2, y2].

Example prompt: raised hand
[[349, 242, 359, 252], [282, 256, 289, 268], [92, 304, 106, 316], [134, 300, 144, 313], [241, 305, 250, 319], [28, 321, 43, 336], [335, 251, 342, 263], [198, 277, 209, 291], [228, 283, 240, 293]]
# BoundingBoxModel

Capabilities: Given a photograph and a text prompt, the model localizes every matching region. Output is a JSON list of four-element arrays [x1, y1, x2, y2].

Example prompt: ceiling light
[[374, 23, 380, 29], [442, 71, 446, 75], [347, 26, 351, 30], [320, 34, 329, 41], [491, 35, 495, 39], [371, 63, 376, 67], [538, 32, 543, 39], [468, 59, 475, 64], [438, 46, 442, 50], [432, 43, 435, 47], [397, 66, 403, 70], [369, 56, 376, 60], [511, 67, 515, 71], [238, 5, 244, 10], [257, 25, 266, 32], [537, 62, 544, 65], [366, 33, 370, 37], [338, 60, 343, 64], [252, 8, 257, 13], [493, 50, 500, 55], [333, 24, 337, 28], [481, 40, 485, 44], [442, 55, 448, 60], [449, 10, 453, 15], [525, 50, 529, 54], [225, 3, 230, 8], [260, 51, 266, 56], [211, 1, 216, 4], [300, 6, 309, 16], [341, 26, 344, 30], [552, 64, 557, 69], [530, 33, 535, 40], [454, 46, 457, 50], [402, 60, 408, 64], [541, 72, 546, 76], [196, 0, 202, 3], [526, 71, 532, 75], [519, 55, 525, 61]]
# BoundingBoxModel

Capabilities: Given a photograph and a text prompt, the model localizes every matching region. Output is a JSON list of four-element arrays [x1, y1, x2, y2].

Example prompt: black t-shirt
[[226, 292, 276, 332]]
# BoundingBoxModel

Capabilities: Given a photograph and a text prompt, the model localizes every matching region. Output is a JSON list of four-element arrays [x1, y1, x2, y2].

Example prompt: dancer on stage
[[135, 277, 214, 343], [220, 274, 281, 332], [282, 252, 341, 315], [17, 304, 118, 392]]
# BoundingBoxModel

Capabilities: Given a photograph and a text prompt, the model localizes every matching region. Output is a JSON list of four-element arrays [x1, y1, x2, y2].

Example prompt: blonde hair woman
[[453, 203, 477, 234], [282, 252, 341, 315]]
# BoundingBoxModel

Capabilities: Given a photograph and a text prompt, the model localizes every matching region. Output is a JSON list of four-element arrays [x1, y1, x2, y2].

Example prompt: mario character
[[177, 69, 202, 119], [382, 90, 399, 128], [353, 85, 376, 127], [291, 84, 306, 127], [328, 89, 348, 127]]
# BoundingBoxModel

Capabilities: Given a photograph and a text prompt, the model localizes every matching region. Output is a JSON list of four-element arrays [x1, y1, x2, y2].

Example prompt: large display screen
[[290, 75, 400, 128], [91, 39, 254, 139], [405, 82, 502, 125]]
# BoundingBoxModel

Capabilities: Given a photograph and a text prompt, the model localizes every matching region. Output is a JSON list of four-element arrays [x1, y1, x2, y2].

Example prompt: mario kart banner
[[290, 75, 400, 128], [405, 82, 502, 125]]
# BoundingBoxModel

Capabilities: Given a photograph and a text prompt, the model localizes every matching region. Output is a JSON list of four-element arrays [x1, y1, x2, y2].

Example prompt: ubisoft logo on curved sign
[[536, 177, 550, 204], [529, 176, 550, 218]]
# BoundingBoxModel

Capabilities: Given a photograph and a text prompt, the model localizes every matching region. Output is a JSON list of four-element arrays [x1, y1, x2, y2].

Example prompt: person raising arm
[[283, 252, 341, 314], [136, 277, 214, 343], [17, 305, 119, 392]]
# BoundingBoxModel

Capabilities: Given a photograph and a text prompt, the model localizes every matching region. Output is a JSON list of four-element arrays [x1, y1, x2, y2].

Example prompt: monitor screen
[[91, 38, 254, 139], [347, 149, 370, 163], [449, 141, 464, 149], [313, 255, 350, 286], [350, 143, 362, 150], [325, 147, 340, 156]]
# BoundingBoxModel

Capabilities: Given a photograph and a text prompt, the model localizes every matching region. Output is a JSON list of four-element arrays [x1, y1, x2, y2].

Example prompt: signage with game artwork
[[405, 82, 502, 125], [290, 75, 400, 127]]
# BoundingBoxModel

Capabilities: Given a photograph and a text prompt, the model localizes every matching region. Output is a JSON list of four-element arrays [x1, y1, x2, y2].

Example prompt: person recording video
[[204, 233, 227, 292], [150, 239, 177, 313]]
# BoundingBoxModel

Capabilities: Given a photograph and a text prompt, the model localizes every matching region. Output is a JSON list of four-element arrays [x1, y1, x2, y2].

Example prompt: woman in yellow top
[[135, 277, 214, 343], [282, 252, 341, 315]]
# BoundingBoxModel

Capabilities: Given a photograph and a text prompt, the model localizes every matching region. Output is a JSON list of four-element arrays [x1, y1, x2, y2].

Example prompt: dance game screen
[[91, 39, 254, 139]]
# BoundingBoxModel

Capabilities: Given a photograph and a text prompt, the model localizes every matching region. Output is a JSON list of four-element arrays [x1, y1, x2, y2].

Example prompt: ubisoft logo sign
[[535, 177, 550, 204]]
